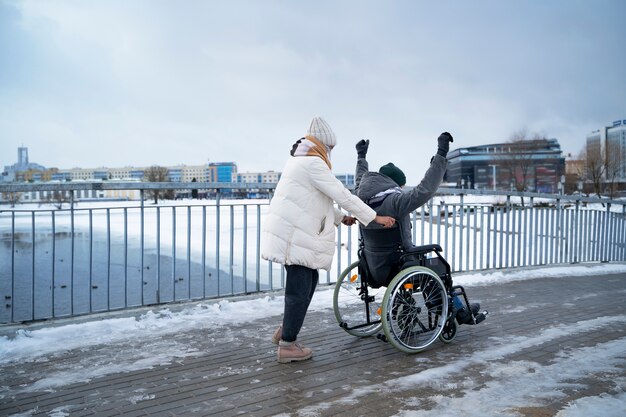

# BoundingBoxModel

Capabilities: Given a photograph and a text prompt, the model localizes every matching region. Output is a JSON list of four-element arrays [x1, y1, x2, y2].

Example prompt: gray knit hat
[[307, 116, 337, 147]]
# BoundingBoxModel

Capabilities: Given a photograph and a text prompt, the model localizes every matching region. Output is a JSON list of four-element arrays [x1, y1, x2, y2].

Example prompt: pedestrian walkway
[[1, 270, 625, 416]]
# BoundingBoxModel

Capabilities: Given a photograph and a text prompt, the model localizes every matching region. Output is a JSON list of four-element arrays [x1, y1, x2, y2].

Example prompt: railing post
[[429, 199, 434, 245], [216, 189, 221, 295], [243, 205, 248, 293], [156, 206, 161, 303], [31, 211, 35, 320], [602, 203, 610, 262], [10, 212, 15, 322], [172, 206, 176, 300], [486, 205, 491, 270], [51, 211, 56, 318], [573, 199, 580, 264], [459, 194, 464, 272], [622, 204, 626, 261], [604, 203, 611, 262], [188, 205, 192, 299], [124, 207, 128, 307], [202, 205, 207, 297], [529, 196, 534, 266], [336, 217, 342, 282], [505, 195, 511, 268], [140, 189, 145, 305], [229, 205, 234, 295], [70, 190, 75, 316], [256, 204, 261, 292]]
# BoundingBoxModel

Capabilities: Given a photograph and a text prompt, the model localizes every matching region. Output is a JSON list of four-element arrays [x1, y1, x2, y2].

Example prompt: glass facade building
[[446, 139, 565, 193], [586, 119, 626, 183], [606, 120, 626, 181]]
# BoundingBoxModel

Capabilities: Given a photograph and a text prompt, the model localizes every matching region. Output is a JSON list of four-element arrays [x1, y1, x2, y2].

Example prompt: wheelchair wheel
[[438, 317, 458, 344], [333, 260, 384, 337], [381, 266, 448, 353]]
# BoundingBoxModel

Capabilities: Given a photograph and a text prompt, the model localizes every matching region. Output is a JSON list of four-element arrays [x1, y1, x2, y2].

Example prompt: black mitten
[[356, 139, 370, 158], [437, 132, 454, 157]]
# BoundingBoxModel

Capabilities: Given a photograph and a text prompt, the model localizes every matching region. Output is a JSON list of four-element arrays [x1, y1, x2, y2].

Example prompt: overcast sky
[[1, 0, 625, 182]]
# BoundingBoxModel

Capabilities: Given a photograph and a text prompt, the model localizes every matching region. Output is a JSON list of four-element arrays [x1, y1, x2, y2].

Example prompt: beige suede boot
[[277, 340, 313, 363]]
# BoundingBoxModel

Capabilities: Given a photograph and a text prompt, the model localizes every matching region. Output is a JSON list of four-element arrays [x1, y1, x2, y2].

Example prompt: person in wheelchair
[[353, 132, 481, 325]]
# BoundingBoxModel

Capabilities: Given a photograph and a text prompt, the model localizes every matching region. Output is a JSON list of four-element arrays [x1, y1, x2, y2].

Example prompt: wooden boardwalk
[[1, 269, 626, 416]]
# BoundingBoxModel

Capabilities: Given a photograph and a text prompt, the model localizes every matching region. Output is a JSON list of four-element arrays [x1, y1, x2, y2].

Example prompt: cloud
[[0, 0, 625, 180]]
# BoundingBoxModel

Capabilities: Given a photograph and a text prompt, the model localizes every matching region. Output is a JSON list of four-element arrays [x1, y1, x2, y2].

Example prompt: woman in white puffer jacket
[[261, 116, 395, 363]]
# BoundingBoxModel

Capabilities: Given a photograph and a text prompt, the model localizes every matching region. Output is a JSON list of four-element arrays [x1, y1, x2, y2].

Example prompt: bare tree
[[604, 140, 622, 199], [46, 190, 71, 209], [2, 192, 22, 208], [506, 128, 547, 205], [507, 129, 546, 191], [144, 165, 170, 204], [583, 140, 605, 199]]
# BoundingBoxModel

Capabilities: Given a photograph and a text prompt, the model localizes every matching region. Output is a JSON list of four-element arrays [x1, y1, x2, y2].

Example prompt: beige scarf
[[290, 135, 332, 169]]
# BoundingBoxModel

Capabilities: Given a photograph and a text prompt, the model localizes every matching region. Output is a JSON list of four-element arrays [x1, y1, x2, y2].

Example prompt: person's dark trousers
[[281, 264, 319, 343]]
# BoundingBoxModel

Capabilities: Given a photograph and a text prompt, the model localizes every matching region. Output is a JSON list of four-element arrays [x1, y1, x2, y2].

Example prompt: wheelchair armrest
[[404, 244, 442, 255]]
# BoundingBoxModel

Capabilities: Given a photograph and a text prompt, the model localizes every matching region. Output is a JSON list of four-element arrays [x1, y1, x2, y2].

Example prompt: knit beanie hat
[[307, 116, 337, 147], [379, 163, 406, 186]]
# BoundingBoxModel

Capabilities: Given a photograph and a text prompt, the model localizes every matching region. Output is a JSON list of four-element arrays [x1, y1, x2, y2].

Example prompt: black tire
[[333, 260, 384, 337], [382, 266, 448, 353]]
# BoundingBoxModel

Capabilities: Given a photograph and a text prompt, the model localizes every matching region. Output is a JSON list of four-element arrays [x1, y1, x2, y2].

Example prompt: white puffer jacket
[[261, 156, 376, 271]]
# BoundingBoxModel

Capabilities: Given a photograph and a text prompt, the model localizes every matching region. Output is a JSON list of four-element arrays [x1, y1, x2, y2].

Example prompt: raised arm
[[355, 139, 370, 192], [389, 132, 453, 216]]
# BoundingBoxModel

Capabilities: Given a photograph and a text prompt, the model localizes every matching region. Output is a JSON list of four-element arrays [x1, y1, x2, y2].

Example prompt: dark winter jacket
[[355, 154, 447, 286]]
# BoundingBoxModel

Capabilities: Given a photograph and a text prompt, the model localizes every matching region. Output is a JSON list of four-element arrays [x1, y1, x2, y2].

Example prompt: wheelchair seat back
[[359, 225, 451, 289]]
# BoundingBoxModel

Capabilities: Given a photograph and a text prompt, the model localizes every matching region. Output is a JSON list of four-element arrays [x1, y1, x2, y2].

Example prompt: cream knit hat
[[307, 116, 337, 147]]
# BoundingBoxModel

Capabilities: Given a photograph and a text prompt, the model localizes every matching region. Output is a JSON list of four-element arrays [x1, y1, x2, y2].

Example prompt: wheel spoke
[[334, 260, 384, 337], [383, 267, 448, 353]]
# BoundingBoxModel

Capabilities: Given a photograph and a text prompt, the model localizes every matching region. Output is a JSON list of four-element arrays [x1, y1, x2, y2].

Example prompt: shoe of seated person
[[277, 341, 313, 363], [272, 325, 282, 345], [456, 302, 481, 324]]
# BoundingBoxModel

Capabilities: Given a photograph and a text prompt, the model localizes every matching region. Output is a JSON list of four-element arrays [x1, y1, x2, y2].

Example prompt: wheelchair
[[333, 227, 486, 354]]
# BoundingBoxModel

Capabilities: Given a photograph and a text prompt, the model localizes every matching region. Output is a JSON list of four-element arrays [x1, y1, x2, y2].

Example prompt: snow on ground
[[0, 263, 625, 414], [452, 262, 626, 286], [1, 263, 624, 367], [297, 318, 626, 417]]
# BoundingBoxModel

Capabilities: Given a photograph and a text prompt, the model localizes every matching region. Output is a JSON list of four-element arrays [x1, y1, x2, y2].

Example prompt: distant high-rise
[[18, 147, 29, 167], [1, 146, 46, 182], [586, 119, 626, 182]]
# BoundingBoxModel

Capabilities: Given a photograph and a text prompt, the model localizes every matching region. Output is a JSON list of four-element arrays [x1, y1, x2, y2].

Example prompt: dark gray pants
[[281, 264, 319, 343]]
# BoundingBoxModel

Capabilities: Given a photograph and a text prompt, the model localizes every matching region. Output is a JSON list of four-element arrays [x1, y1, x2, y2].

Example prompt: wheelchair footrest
[[472, 310, 488, 325], [340, 320, 382, 331], [463, 310, 489, 325]]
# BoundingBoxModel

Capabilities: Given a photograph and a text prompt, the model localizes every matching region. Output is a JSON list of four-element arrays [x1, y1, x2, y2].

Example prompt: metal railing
[[1, 181, 625, 324]]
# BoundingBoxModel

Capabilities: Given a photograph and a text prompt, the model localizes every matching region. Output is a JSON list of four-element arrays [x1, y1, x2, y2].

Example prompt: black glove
[[356, 139, 370, 158], [437, 132, 454, 157]]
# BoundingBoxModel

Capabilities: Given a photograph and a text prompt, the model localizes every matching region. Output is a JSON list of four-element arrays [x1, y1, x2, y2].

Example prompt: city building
[[2, 147, 49, 182], [2, 145, 360, 202], [585, 119, 626, 196], [235, 171, 280, 184], [587, 119, 626, 182], [607, 120, 626, 182], [446, 139, 566, 193], [335, 173, 355, 187], [43, 162, 239, 184]]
